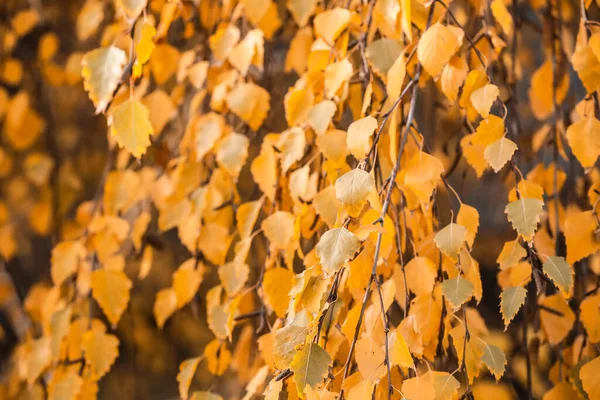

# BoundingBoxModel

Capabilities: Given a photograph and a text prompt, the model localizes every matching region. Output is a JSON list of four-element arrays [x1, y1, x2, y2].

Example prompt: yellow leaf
[[133, 22, 155, 78], [216, 133, 250, 179], [472, 115, 505, 146], [366, 38, 403, 78], [491, 0, 513, 35], [149, 43, 180, 84], [173, 259, 203, 308], [541, 256, 573, 295], [25, 337, 52, 385], [402, 375, 436, 400], [142, 89, 175, 134], [404, 151, 444, 204], [441, 276, 474, 310], [347, 379, 374, 400], [529, 60, 570, 120], [573, 41, 600, 94], [580, 293, 600, 342], [108, 98, 154, 158], [285, 87, 314, 127], [564, 210, 600, 264], [204, 339, 231, 375], [228, 29, 264, 76], [505, 198, 544, 241], [539, 294, 575, 344], [435, 223, 467, 260], [355, 337, 386, 380], [566, 115, 600, 169], [581, 356, 600, 399], [313, 8, 351, 44], [263, 267, 294, 318], [426, 371, 461, 400], [480, 342, 507, 380], [307, 100, 336, 135], [316, 228, 362, 276], [237, 198, 263, 239], [91, 268, 132, 327], [441, 56, 468, 102], [177, 357, 202, 399], [226, 83, 270, 130], [417, 23, 460, 77], [288, 0, 317, 27], [48, 368, 83, 400], [389, 329, 412, 368], [262, 211, 296, 249], [154, 288, 177, 329], [251, 142, 277, 200], [470, 84, 499, 118], [500, 286, 526, 329], [387, 54, 407, 100], [51, 240, 86, 286], [457, 203, 479, 247], [484, 136, 518, 173], [290, 343, 331, 398], [497, 240, 526, 270], [76, 0, 104, 41], [316, 129, 349, 167], [116, 0, 147, 20], [347, 116, 378, 160], [82, 322, 119, 380], [404, 257, 437, 296], [335, 169, 375, 217], [209, 23, 241, 61], [324, 58, 353, 98], [219, 262, 249, 296], [81, 46, 127, 113]]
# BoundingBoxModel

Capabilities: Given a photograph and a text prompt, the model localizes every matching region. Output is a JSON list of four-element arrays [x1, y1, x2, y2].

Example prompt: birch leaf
[[81, 46, 127, 113], [316, 228, 361, 276], [505, 198, 544, 241], [290, 343, 331, 398], [500, 286, 527, 329]]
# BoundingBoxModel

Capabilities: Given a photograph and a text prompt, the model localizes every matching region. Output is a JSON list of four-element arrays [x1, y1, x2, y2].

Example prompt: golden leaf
[[177, 357, 202, 399], [565, 115, 600, 169], [108, 98, 154, 158], [417, 23, 460, 77], [484, 136, 518, 173], [91, 268, 132, 327], [505, 198, 544, 241], [316, 228, 361, 276], [564, 210, 600, 264], [154, 288, 177, 329], [335, 169, 375, 217], [81, 46, 127, 113], [82, 323, 120, 380], [290, 343, 331, 398]]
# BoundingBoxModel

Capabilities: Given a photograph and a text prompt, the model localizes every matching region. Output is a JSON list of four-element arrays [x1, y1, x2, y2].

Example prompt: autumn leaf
[[108, 98, 154, 158], [81, 46, 127, 113], [335, 169, 375, 217], [484, 136, 518, 173], [316, 228, 362, 276], [82, 323, 119, 380], [541, 255, 573, 295], [500, 286, 527, 329], [480, 342, 507, 380], [566, 115, 600, 169], [580, 356, 600, 400], [470, 84, 499, 118], [418, 23, 460, 77], [435, 223, 467, 260], [290, 343, 331, 398], [91, 268, 132, 327], [505, 198, 544, 241], [441, 276, 474, 310]]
